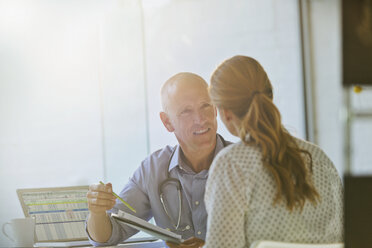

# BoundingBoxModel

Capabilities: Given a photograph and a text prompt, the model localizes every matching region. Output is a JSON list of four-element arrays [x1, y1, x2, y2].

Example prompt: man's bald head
[[161, 72, 208, 112]]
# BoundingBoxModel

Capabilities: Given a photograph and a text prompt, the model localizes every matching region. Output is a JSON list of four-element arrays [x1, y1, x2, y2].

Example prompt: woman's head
[[210, 56, 272, 118], [209, 55, 319, 211], [209, 55, 279, 147]]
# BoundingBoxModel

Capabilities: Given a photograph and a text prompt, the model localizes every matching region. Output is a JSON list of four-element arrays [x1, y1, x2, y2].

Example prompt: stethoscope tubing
[[158, 134, 227, 231]]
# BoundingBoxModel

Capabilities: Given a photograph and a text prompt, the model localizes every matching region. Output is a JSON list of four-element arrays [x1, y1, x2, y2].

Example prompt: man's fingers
[[87, 183, 116, 214], [87, 191, 116, 201], [89, 183, 112, 193], [88, 197, 116, 207]]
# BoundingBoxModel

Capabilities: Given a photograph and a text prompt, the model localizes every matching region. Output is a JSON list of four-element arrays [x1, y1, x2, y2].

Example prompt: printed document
[[17, 186, 89, 242]]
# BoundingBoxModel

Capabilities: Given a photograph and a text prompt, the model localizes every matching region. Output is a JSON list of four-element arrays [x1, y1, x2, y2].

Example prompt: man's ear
[[160, 112, 175, 132]]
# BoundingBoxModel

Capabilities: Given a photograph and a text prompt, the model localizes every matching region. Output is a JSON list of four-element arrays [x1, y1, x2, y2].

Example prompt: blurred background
[[0, 0, 371, 246]]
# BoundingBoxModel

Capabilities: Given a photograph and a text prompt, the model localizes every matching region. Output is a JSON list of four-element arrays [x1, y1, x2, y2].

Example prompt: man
[[86, 72, 230, 246]]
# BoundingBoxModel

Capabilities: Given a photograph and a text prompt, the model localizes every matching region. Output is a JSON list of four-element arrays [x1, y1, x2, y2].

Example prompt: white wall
[[96, 1, 149, 192], [0, 0, 308, 246], [0, 1, 148, 245], [0, 0, 105, 223]]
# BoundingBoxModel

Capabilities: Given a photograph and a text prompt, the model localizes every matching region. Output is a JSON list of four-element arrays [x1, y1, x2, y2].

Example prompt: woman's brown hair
[[209, 55, 319, 211]]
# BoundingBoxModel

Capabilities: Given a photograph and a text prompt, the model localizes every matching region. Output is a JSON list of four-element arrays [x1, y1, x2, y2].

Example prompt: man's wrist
[[89, 211, 109, 218]]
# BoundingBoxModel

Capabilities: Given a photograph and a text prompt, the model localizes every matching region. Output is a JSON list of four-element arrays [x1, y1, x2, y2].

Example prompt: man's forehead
[[168, 88, 211, 112], [173, 82, 207, 94], [170, 80, 209, 98], [161, 72, 208, 112], [168, 76, 207, 91]]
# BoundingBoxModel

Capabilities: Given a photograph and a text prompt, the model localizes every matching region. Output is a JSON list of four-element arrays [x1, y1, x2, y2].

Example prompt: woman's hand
[[166, 237, 205, 248]]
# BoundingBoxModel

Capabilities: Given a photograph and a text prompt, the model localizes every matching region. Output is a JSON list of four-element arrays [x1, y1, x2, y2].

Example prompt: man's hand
[[87, 182, 116, 215], [166, 237, 205, 248], [86, 183, 116, 242]]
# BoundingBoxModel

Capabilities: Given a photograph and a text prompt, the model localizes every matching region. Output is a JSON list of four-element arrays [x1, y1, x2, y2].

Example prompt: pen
[[99, 181, 137, 213]]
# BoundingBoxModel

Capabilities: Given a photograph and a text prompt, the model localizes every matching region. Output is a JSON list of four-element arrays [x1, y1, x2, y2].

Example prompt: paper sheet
[[19, 188, 89, 242]]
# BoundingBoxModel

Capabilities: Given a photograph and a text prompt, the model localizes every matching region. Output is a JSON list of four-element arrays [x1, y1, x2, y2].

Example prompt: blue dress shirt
[[87, 134, 230, 246]]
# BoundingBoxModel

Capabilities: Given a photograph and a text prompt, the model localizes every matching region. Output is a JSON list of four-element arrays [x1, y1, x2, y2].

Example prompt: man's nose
[[193, 110, 207, 124]]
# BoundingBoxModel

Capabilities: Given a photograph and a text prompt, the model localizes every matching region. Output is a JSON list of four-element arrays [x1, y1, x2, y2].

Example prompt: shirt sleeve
[[85, 213, 130, 247], [204, 151, 253, 248], [86, 162, 153, 246]]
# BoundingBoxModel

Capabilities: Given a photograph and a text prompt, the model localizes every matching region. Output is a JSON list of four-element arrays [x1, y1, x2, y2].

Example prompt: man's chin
[[192, 133, 217, 147]]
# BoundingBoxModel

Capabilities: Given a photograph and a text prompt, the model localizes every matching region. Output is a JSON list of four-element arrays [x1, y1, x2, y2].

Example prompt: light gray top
[[204, 137, 343, 248]]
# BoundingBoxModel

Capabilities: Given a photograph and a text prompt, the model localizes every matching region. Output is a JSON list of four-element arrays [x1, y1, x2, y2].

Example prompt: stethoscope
[[158, 134, 228, 231]]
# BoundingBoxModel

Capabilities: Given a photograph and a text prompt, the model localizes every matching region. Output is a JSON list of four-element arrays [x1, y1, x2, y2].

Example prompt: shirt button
[[195, 201, 199, 205], [197, 231, 202, 235]]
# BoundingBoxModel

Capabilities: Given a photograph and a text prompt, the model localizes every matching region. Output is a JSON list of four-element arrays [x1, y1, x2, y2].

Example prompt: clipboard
[[112, 210, 184, 244]]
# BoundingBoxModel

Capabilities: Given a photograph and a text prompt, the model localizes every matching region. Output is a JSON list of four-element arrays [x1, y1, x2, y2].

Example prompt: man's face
[[165, 82, 218, 153]]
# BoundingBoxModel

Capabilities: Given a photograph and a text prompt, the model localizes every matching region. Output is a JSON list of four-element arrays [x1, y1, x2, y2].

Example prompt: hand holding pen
[[99, 181, 136, 213], [87, 182, 117, 215], [87, 181, 137, 215]]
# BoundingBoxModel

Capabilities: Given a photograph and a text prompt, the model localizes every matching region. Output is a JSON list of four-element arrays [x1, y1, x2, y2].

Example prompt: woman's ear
[[160, 112, 175, 132], [218, 108, 241, 137], [220, 108, 233, 122]]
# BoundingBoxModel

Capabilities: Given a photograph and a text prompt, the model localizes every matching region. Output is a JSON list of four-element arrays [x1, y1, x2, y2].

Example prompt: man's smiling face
[[163, 76, 218, 153]]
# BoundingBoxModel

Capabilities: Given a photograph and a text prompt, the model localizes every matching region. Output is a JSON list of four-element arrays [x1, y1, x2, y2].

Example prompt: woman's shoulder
[[212, 141, 263, 172], [293, 136, 332, 162], [209, 141, 263, 190], [219, 140, 261, 157], [293, 136, 340, 178]]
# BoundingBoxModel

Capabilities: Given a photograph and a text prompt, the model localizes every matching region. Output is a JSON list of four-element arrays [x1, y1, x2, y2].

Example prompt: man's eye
[[181, 109, 191, 115], [202, 104, 211, 108]]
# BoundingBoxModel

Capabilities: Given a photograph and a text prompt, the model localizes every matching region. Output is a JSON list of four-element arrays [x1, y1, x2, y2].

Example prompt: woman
[[203, 55, 343, 247]]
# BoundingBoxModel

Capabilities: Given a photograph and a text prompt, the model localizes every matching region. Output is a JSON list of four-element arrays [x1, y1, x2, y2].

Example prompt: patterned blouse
[[204, 137, 343, 248]]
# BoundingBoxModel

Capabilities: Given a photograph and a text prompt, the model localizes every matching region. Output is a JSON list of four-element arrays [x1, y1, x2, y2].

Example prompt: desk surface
[[87, 240, 166, 248], [34, 240, 166, 248]]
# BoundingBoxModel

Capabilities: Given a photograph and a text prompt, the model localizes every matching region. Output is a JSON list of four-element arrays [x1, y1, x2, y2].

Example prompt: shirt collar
[[168, 134, 226, 172], [168, 145, 181, 172]]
